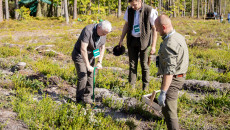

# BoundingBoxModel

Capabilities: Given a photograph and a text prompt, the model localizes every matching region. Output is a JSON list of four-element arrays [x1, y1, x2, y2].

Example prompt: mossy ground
[[0, 16, 229, 129]]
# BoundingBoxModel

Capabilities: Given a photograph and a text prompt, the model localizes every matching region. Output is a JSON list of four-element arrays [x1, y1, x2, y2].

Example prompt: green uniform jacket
[[158, 30, 189, 76]]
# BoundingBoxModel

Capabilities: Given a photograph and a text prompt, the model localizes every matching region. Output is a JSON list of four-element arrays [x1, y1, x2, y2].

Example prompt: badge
[[93, 49, 100, 58], [134, 25, 140, 33]]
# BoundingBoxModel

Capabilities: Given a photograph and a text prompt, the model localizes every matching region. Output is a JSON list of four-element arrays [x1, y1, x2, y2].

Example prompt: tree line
[[0, 0, 229, 23]]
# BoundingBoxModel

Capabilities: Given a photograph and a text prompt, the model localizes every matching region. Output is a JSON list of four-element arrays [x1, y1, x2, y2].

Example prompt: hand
[[158, 90, 167, 107], [150, 48, 156, 55], [87, 65, 94, 72], [119, 40, 123, 47], [96, 63, 102, 69]]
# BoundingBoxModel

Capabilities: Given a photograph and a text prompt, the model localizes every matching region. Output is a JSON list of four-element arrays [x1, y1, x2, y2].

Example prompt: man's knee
[[78, 72, 87, 82], [162, 100, 178, 119]]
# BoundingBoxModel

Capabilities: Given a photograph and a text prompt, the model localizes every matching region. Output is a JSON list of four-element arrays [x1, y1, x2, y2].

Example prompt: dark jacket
[[127, 3, 153, 50]]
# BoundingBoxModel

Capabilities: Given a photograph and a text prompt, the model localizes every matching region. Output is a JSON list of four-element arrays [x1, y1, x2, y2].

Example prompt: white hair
[[98, 20, 112, 32]]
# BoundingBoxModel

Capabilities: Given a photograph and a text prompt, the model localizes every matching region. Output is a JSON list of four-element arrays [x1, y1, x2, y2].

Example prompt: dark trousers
[[128, 36, 149, 87], [72, 52, 95, 101], [162, 77, 185, 130]]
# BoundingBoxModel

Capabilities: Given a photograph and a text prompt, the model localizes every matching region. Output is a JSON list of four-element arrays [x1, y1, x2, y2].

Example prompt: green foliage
[[15, 6, 32, 20], [1, 16, 230, 129], [102, 97, 123, 110], [11, 88, 128, 129], [0, 46, 21, 58], [12, 75, 45, 90], [197, 92, 230, 116]]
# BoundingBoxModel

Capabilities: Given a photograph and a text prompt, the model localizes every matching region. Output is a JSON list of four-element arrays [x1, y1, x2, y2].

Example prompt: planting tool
[[92, 67, 97, 102], [142, 90, 161, 111]]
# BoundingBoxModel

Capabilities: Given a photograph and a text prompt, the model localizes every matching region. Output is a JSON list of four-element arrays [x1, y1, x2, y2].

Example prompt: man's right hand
[[87, 66, 94, 72]]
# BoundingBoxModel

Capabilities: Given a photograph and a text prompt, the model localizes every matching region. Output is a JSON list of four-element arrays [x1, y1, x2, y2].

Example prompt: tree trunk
[[5, 0, 9, 20], [117, 0, 121, 17], [0, 0, 2, 22], [159, 0, 161, 14], [108, 0, 110, 14], [15, 0, 19, 19], [48, 0, 53, 17], [223, 0, 226, 15], [73, 0, 77, 19], [172, 0, 176, 17], [98, 0, 100, 14], [183, 0, 186, 17], [64, 0, 69, 24], [219, 0, 221, 15], [57, 6, 61, 17], [36, 0, 42, 17], [201, 0, 203, 16], [61, 0, 64, 16], [89, 0, 91, 15], [205, 0, 207, 15], [197, 0, 200, 18], [211, 0, 214, 12], [191, 0, 194, 17], [42, 3, 48, 16]]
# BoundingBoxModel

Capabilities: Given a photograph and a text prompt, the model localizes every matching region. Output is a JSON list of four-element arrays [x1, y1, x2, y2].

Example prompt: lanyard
[[93, 25, 101, 47]]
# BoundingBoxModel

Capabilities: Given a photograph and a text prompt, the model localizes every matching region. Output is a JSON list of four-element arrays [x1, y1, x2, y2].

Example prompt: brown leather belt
[[173, 74, 186, 78]]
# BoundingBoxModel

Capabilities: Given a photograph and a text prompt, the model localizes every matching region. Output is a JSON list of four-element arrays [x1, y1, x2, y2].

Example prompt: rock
[[4, 43, 24, 48], [0, 110, 28, 130], [0, 79, 14, 88], [15, 62, 26, 70], [0, 69, 13, 75], [34, 45, 55, 51], [183, 79, 230, 93]]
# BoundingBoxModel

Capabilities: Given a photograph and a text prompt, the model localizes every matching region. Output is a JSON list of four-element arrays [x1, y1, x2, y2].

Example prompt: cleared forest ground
[[0, 16, 229, 129]]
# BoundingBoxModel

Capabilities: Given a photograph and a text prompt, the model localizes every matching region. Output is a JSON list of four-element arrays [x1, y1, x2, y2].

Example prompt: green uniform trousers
[[162, 77, 185, 130], [128, 36, 149, 88]]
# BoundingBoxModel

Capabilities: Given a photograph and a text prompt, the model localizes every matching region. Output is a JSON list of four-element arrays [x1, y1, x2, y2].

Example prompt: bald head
[[155, 15, 173, 36], [155, 15, 172, 26]]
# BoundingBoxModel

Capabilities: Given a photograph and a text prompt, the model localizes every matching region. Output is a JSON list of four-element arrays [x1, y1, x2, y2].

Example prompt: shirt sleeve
[[81, 28, 90, 44], [149, 9, 158, 26], [161, 40, 180, 75], [124, 8, 128, 22]]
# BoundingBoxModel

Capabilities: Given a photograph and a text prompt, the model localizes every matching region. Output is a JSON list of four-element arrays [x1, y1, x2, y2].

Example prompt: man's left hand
[[150, 48, 156, 55], [158, 90, 166, 107], [96, 63, 102, 69]]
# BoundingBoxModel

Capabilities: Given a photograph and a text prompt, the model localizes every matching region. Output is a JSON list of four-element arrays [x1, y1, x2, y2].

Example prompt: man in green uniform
[[118, 0, 158, 91], [72, 20, 112, 104], [155, 15, 189, 130]]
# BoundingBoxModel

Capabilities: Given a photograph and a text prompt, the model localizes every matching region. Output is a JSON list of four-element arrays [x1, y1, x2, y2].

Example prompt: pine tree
[[0, 0, 3, 22]]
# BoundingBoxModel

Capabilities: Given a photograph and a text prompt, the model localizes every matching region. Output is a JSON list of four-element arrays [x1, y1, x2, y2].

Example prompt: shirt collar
[[161, 29, 176, 40], [93, 24, 100, 38]]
